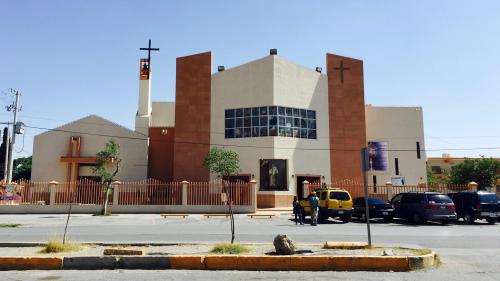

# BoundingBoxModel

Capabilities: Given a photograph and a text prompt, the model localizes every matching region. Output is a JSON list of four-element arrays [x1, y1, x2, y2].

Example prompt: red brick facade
[[326, 54, 367, 183], [172, 52, 212, 181], [148, 127, 175, 181]]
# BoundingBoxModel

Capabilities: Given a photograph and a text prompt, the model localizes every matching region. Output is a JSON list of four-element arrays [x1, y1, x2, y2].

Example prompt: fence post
[[303, 180, 310, 199], [49, 181, 58, 205], [181, 181, 189, 206], [385, 182, 393, 201], [250, 179, 257, 212], [112, 181, 121, 205], [468, 181, 478, 191]]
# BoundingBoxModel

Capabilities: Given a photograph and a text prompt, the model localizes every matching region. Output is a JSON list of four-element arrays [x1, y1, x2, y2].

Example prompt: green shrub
[[210, 243, 249, 254], [41, 238, 82, 253]]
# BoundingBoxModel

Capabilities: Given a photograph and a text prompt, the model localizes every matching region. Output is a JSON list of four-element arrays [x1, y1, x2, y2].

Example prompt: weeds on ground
[[210, 243, 250, 255], [0, 223, 22, 228], [40, 238, 82, 253]]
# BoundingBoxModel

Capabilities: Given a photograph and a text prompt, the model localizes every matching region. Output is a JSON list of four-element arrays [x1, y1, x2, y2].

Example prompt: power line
[[22, 124, 500, 153]]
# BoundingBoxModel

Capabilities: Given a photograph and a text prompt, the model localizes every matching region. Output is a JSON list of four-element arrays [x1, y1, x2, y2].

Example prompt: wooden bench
[[247, 214, 275, 219], [160, 214, 189, 218], [204, 214, 230, 218]]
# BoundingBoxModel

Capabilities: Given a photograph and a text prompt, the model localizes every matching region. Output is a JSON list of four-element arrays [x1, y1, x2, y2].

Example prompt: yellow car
[[300, 188, 354, 223]]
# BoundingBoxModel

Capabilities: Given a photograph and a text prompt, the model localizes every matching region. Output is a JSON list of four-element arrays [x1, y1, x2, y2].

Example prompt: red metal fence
[[309, 182, 473, 201], [1, 179, 252, 206], [188, 181, 251, 206], [119, 180, 182, 205]]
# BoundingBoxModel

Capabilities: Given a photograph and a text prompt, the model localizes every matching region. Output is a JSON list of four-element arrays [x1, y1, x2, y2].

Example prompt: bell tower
[[135, 58, 152, 135], [135, 40, 159, 136]]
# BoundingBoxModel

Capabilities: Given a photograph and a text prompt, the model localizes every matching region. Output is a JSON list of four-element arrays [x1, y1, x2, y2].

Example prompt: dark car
[[353, 197, 394, 222], [390, 192, 457, 225], [448, 191, 500, 224]]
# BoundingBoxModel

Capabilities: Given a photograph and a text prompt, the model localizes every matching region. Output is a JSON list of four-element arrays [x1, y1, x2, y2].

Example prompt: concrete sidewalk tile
[[63, 256, 118, 270], [205, 255, 238, 270], [0, 257, 63, 270], [118, 256, 170, 269], [290, 256, 330, 271], [168, 255, 205, 270]]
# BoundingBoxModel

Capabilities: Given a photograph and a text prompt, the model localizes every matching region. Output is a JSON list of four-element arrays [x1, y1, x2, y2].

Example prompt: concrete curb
[[408, 252, 438, 270], [0, 252, 438, 271], [0, 257, 63, 270]]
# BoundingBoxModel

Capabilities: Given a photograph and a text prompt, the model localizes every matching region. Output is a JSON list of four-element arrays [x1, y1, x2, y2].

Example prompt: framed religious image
[[259, 159, 287, 191], [367, 141, 389, 171]]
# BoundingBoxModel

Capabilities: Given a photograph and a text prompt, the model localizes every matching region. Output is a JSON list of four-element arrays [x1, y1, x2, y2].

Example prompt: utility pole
[[2, 127, 10, 182], [6, 90, 20, 183]]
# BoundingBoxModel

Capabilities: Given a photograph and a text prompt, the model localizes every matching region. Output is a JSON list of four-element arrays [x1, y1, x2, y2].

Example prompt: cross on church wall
[[334, 60, 350, 83]]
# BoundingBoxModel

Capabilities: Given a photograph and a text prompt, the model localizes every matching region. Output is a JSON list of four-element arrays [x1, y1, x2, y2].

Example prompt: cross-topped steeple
[[140, 39, 160, 66]]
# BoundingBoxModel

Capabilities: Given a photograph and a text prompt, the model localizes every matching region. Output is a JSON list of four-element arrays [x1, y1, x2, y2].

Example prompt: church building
[[31, 48, 427, 208]]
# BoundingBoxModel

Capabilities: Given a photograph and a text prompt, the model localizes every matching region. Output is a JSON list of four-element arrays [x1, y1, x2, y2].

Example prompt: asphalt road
[[1, 214, 499, 280]]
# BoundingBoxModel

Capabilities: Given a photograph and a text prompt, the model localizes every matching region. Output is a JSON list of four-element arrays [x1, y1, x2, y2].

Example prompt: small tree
[[92, 139, 122, 215], [203, 147, 240, 244], [450, 157, 500, 190], [13, 156, 32, 181]]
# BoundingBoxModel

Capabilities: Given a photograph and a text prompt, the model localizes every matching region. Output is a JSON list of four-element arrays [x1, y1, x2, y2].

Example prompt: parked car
[[390, 192, 457, 225], [301, 188, 353, 223], [447, 191, 500, 224], [352, 197, 394, 222]]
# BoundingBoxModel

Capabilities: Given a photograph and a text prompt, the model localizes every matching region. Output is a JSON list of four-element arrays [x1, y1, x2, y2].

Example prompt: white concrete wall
[[211, 56, 275, 185], [135, 78, 152, 135], [211, 55, 330, 196], [272, 56, 330, 195], [31, 115, 148, 182], [365, 106, 427, 186], [151, 102, 175, 127]]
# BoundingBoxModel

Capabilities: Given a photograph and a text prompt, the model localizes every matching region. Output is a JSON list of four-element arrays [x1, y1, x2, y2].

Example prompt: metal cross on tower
[[334, 61, 350, 83], [140, 39, 160, 67]]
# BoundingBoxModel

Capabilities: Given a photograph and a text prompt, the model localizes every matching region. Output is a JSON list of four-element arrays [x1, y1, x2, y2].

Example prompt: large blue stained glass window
[[224, 106, 317, 139]]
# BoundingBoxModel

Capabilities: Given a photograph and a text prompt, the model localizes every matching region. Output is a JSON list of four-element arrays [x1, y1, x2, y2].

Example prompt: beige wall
[[211, 55, 330, 196], [365, 106, 427, 185], [151, 102, 175, 127], [31, 115, 148, 182]]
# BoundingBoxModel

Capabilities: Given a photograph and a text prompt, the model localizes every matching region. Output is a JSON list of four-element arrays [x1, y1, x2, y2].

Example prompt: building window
[[224, 106, 317, 139], [259, 159, 288, 191], [416, 142, 421, 159], [431, 166, 442, 174], [395, 158, 400, 176]]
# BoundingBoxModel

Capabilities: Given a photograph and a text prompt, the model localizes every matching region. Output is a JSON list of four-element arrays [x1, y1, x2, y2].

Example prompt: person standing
[[309, 192, 320, 226], [292, 196, 303, 225]]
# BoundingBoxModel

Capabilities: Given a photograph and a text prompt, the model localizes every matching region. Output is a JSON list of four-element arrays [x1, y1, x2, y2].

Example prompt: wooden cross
[[334, 61, 350, 83], [140, 39, 160, 67], [60, 136, 97, 184]]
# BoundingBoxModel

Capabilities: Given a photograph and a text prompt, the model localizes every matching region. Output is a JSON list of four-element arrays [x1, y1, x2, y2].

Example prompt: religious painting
[[367, 141, 388, 171], [260, 159, 287, 191]]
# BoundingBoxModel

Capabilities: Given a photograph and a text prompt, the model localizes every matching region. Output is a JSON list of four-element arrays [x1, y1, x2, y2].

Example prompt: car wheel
[[412, 213, 423, 225], [463, 212, 475, 224], [486, 218, 496, 225], [441, 219, 449, 225]]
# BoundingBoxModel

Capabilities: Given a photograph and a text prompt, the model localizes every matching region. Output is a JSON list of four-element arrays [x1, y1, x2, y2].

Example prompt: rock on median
[[273, 234, 296, 255]]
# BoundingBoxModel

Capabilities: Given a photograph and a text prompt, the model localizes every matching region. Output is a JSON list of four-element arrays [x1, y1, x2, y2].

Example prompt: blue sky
[[1, 0, 499, 159]]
